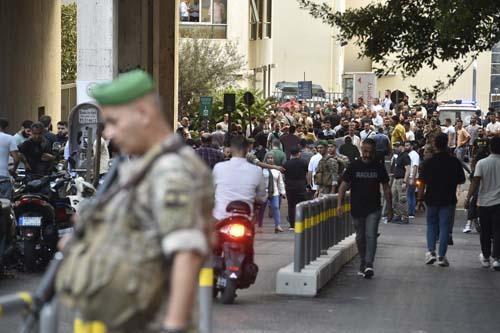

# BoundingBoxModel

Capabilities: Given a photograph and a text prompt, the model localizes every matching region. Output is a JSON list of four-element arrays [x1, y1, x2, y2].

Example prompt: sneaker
[[425, 252, 437, 265], [408, 215, 415, 220], [363, 267, 374, 279], [463, 223, 472, 233], [479, 253, 490, 268], [288, 227, 295, 232], [493, 260, 500, 271], [358, 262, 366, 277], [274, 226, 284, 233], [438, 257, 450, 267], [381, 217, 388, 224], [256, 227, 263, 234]]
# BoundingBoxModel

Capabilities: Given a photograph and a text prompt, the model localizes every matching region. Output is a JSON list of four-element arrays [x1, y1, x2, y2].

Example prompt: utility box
[[343, 72, 377, 107]]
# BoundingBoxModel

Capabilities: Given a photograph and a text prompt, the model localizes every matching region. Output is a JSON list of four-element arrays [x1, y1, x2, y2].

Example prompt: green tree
[[62, 3, 77, 84], [178, 37, 246, 118], [298, 0, 500, 98]]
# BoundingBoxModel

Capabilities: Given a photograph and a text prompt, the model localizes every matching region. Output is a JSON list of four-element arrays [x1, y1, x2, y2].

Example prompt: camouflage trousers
[[316, 185, 333, 197], [391, 178, 408, 221]]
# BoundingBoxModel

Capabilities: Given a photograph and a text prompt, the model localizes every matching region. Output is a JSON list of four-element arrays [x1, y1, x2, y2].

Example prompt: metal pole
[[40, 298, 59, 333], [198, 260, 213, 333], [472, 60, 477, 103], [294, 203, 305, 272]]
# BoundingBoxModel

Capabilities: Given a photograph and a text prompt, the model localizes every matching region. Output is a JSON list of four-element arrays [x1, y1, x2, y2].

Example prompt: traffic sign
[[298, 81, 313, 100], [199, 96, 213, 118]]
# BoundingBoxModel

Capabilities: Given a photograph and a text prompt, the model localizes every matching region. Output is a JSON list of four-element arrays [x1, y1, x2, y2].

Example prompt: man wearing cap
[[63, 70, 213, 333]]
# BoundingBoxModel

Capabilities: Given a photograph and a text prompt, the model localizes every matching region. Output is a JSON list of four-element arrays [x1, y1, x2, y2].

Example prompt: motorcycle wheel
[[22, 240, 37, 273], [220, 278, 237, 304]]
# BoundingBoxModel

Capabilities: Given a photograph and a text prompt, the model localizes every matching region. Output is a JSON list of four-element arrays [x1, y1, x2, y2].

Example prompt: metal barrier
[[0, 263, 214, 333], [293, 193, 353, 273]]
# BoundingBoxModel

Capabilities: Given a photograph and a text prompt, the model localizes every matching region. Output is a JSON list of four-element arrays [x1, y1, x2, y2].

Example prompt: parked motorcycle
[[13, 173, 73, 272], [67, 176, 96, 213], [0, 196, 17, 277], [213, 201, 259, 304]]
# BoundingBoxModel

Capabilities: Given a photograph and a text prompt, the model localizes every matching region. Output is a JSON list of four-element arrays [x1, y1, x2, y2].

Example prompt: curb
[[275, 234, 358, 296]]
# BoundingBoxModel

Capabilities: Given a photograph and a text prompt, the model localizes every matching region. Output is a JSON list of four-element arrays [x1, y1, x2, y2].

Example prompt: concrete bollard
[[198, 262, 213, 333]]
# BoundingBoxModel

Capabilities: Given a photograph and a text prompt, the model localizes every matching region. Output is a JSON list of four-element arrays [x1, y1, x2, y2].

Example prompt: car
[[436, 100, 482, 127]]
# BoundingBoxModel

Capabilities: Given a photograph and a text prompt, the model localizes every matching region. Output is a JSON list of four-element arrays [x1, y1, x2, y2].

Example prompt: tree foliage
[[178, 37, 246, 117], [61, 3, 77, 84], [298, 0, 500, 98]]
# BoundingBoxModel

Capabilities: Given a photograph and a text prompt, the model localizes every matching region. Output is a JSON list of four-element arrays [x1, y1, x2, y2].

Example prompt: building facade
[[180, 0, 497, 110]]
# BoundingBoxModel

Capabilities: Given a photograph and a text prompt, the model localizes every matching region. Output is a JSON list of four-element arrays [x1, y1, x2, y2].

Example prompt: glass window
[[492, 52, 500, 64], [179, 0, 228, 39], [492, 42, 500, 52], [264, 0, 272, 38], [491, 75, 500, 91], [492, 64, 500, 75], [258, 0, 264, 39]]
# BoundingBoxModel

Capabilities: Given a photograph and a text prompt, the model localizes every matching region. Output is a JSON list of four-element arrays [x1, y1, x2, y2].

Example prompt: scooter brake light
[[220, 224, 249, 238]]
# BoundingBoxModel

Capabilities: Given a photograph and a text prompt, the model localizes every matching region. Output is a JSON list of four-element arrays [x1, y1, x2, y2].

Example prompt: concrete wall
[[0, 0, 62, 133], [377, 52, 492, 108]]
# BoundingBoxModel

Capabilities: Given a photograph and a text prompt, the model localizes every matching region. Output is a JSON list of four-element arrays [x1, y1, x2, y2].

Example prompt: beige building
[[180, 0, 497, 110]]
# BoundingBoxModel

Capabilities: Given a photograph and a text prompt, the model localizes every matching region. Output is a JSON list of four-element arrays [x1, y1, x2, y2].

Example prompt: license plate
[[58, 227, 74, 237], [18, 216, 42, 227]]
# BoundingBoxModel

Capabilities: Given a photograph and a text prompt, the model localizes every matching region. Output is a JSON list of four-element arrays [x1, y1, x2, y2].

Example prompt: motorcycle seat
[[226, 201, 251, 215]]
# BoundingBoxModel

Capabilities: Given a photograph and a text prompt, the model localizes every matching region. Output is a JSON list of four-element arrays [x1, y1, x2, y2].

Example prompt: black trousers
[[479, 204, 500, 259], [286, 188, 307, 228]]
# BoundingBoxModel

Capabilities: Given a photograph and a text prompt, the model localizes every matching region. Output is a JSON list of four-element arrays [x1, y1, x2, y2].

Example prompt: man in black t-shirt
[[338, 138, 392, 279], [391, 142, 411, 223], [18, 122, 55, 176], [283, 146, 309, 230]]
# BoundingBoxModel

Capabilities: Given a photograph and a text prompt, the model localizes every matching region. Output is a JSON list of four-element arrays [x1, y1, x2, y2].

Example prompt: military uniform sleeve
[[150, 155, 214, 258]]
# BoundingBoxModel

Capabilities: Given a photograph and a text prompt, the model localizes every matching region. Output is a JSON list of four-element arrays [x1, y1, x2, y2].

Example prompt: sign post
[[243, 91, 255, 136], [224, 93, 236, 146], [298, 81, 313, 100], [199, 96, 213, 132]]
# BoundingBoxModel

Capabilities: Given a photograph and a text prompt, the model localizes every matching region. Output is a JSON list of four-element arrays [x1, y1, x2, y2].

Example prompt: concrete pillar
[[76, 0, 118, 104], [153, 0, 179, 127], [0, 0, 61, 132]]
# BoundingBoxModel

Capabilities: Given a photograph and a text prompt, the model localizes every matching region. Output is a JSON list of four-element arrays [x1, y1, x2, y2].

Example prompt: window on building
[[180, 0, 228, 39], [264, 0, 272, 38], [249, 0, 271, 40], [491, 43, 500, 107]]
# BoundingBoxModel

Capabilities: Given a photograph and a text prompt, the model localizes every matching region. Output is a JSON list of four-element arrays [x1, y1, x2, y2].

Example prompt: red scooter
[[213, 201, 259, 304]]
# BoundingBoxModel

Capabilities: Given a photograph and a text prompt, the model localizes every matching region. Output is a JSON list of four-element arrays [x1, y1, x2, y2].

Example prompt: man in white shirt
[[371, 98, 383, 115], [307, 143, 323, 192], [465, 137, 500, 270], [0, 119, 20, 198], [216, 113, 229, 133], [360, 122, 375, 142], [212, 136, 267, 220], [179, 0, 189, 21], [382, 90, 392, 113], [404, 120, 415, 142], [371, 111, 383, 129], [345, 123, 362, 152], [444, 118, 456, 151], [405, 142, 420, 219], [486, 113, 500, 138]]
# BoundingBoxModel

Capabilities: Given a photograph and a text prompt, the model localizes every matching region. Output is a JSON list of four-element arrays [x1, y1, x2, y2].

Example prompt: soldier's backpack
[[314, 156, 335, 187], [56, 141, 183, 331]]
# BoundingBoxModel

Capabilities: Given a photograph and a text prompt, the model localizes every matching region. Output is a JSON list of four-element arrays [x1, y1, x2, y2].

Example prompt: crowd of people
[[178, 90, 500, 274]]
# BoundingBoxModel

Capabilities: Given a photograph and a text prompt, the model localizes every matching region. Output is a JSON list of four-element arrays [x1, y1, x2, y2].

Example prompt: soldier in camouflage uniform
[[88, 70, 212, 333], [314, 141, 340, 196], [423, 117, 442, 159]]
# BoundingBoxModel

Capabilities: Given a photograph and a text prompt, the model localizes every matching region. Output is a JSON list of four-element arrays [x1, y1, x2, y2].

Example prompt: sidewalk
[[213, 210, 500, 333]]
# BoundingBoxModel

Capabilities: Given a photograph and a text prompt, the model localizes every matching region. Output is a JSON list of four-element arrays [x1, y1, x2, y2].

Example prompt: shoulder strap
[[96, 139, 184, 208]]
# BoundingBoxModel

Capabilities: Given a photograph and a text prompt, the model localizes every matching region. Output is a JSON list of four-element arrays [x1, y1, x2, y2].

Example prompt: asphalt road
[[1, 208, 499, 333]]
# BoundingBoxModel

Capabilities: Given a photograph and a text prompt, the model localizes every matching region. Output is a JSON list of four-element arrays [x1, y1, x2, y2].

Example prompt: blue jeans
[[269, 195, 281, 227], [407, 185, 416, 216], [426, 205, 454, 257], [0, 177, 12, 199], [256, 195, 281, 227]]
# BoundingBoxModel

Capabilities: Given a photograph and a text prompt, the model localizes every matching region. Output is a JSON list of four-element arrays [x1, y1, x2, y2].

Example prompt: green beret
[[327, 140, 335, 145], [90, 69, 155, 106], [316, 140, 328, 147]]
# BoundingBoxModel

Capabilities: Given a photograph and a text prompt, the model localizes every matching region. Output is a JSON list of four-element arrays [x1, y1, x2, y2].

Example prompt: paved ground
[[1, 207, 499, 333]]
